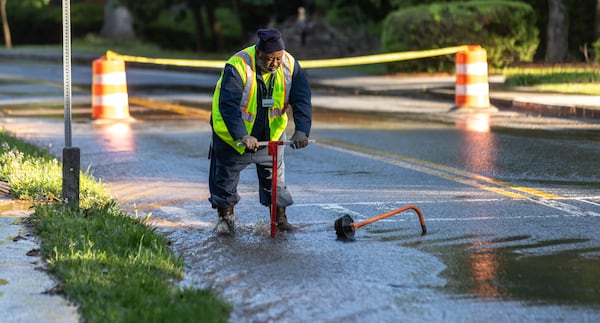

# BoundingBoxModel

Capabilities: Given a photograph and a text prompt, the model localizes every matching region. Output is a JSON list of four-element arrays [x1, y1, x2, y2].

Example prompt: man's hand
[[290, 131, 309, 149], [242, 135, 259, 152]]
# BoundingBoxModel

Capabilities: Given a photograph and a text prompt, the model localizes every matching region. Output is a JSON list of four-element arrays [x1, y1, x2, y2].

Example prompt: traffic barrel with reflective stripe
[[92, 57, 130, 120], [455, 45, 490, 109]]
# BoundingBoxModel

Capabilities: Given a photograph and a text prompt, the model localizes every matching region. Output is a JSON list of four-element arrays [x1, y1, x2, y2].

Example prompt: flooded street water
[[1, 107, 600, 322]]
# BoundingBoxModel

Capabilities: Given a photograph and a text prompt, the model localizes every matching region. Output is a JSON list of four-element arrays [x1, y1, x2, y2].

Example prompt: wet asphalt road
[[1, 113, 599, 322], [1, 59, 600, 322]]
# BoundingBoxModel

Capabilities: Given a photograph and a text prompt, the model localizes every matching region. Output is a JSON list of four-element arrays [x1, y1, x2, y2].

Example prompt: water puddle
[[405, 235, 600, 306]]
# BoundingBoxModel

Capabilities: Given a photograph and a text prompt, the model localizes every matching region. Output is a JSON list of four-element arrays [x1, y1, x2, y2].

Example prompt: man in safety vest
[[209, 28, 312, 235]]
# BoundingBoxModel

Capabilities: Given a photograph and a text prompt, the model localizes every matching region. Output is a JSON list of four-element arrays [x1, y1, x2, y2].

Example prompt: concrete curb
[[0, 198, 79, 323]]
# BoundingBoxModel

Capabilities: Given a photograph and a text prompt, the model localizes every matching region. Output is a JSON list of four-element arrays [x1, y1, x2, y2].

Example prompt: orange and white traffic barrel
[[455, 45, 490, 109], [91, 57, 130, 120]]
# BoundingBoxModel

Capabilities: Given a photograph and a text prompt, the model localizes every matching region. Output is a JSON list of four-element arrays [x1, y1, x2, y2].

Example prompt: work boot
[[215, 207, 235, 235], [275, 207, 295, 231]]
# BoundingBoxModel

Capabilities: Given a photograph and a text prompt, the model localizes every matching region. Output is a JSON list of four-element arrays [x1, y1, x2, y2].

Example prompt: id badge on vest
[[262, 98, 274, 108], [261, 73, 276, 108]]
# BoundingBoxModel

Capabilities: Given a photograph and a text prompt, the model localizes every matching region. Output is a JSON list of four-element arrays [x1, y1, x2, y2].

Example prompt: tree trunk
[[1, 0, 11, 48], [545, 0, 569, 63], [100, 0, 135, 41]]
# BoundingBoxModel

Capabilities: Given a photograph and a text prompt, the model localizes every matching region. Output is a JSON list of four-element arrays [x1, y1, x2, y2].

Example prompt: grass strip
[[502, 66, 600, 95], [0, 130, 231, 322], [0, 133, 109, 208]]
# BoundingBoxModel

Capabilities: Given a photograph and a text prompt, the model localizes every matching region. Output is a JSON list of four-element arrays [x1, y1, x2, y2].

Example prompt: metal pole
[[62, 0, 72, 147], [62, 0, 79, 208]]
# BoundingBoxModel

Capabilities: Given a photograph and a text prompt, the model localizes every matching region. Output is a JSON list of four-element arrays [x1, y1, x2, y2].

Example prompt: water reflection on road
[[404, 235, 600, 305], [93, 122, 136, 153], [158, 207, 448, 322]]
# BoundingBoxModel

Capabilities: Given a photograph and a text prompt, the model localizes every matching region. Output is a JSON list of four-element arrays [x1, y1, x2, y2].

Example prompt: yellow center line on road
[[398, 150, 559, 199], [312, 136, 561, 200]]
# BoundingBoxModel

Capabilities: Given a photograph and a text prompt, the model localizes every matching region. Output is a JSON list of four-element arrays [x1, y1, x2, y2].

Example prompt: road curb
[[512, 100, 600, 119]]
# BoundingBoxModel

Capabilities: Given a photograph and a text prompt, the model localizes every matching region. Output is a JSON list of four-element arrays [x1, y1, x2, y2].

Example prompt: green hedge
[[381, 0, 539, 72]]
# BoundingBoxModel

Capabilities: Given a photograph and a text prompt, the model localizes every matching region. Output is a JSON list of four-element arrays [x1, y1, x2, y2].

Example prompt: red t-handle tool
[[239, 139, 315, 237], [268, 141, 285, 237]]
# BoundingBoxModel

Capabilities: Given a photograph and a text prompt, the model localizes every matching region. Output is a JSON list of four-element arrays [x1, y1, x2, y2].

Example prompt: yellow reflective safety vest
[[212, 46, 295, 154]]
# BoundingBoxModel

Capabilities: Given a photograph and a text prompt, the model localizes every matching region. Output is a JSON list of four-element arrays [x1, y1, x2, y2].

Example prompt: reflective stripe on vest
[[269, 53, 294, 118], [235, 50, 256, 123]]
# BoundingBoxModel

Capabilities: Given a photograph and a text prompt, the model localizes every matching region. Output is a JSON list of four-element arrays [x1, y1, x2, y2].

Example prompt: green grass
[[502, 66, 600, 95], [29, 202, 230, 322], [0, 130, 232, 322], [0, 132, 110, 208]]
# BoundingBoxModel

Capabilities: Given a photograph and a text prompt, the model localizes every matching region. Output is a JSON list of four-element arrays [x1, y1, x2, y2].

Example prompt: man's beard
[[259, 63, 278, 74]]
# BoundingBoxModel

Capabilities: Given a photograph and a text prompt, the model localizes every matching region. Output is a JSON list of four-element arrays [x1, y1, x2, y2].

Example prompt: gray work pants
[[208, 134, 293, 209]]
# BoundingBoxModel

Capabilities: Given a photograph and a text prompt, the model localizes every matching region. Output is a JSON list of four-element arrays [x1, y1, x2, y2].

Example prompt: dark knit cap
[[256, 28, 285, 53]]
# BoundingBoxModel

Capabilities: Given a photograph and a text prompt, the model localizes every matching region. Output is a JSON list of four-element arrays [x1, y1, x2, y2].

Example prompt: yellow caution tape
[[106, 50, 226, 69], [106, 45, 472, 70], [299, 45, 470, 68]]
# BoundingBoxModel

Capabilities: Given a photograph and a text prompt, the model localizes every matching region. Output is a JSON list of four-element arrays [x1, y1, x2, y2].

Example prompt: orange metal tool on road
[[334, 205, 427, 240]]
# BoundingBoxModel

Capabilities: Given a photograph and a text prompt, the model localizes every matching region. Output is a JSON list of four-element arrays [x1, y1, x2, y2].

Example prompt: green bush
[[381, 0, 539, 72]]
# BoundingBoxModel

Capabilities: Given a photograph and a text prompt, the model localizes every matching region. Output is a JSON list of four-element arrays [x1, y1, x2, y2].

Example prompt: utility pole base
[[62, 147, 80, 208]]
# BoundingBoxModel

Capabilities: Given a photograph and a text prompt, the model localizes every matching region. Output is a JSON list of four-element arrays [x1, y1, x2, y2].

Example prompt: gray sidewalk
[[0, 197, 79, 323]]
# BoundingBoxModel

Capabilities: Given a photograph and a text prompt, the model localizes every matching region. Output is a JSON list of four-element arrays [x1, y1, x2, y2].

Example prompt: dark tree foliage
[[6, 0, 599, 62], [117, 0, 169, 22], [520, 0, 596, 61]]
